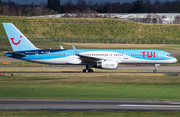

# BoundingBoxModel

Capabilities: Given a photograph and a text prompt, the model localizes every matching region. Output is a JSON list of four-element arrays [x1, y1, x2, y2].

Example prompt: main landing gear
[[153, 64, 160, 73], [83, 64, 94, 73], [83, 69, 93, 73]]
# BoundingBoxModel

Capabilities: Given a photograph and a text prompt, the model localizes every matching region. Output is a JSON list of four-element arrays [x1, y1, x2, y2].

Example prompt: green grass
[[0, 82, 180, 100], [174, 55, 180, 64], [1, 35, 180, 51], [1, 16, 180, 39], [0, 72, 180, 100], [0, 111, 180, 117]]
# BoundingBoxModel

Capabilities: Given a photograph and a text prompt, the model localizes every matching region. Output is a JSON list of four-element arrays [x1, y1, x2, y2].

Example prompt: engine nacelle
[[95, 61, 118, 70]]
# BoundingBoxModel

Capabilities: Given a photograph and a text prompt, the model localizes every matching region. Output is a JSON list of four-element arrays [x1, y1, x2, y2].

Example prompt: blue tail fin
[[3, 23, 38, 51]]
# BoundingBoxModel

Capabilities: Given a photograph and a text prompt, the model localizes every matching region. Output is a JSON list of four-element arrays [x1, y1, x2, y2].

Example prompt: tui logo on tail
[[10, 36, 22, 45]]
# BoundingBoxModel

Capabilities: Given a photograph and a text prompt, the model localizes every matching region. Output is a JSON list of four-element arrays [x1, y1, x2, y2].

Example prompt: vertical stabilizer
[[3, 23, 38, 51]]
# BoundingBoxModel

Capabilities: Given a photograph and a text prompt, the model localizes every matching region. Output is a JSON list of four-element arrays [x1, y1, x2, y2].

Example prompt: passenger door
[[124, 51, 128, 59], [158, 52, 162, 59], [35, 51, 39, 59]]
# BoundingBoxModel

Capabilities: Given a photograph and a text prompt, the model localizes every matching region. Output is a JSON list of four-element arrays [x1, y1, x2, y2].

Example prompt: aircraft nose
[[173, 58, 177, 63]]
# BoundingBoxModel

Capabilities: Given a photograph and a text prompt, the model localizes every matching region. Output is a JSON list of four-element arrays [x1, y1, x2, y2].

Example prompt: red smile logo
[[10, 36, 22, 45]]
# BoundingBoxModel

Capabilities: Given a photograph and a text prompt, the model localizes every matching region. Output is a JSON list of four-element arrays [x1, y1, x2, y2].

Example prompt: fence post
[[59, 37, 61, 42]]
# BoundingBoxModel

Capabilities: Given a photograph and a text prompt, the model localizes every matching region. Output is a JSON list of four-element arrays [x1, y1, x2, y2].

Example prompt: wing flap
[[78, 55, 101, 62]]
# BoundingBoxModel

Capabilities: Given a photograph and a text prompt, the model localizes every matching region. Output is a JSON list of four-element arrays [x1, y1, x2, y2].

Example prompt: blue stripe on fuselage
[[5, 49, 175, 61]]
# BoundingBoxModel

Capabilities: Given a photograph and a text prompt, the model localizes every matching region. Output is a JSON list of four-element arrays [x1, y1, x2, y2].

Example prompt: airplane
[[3, 23, 177, 73]]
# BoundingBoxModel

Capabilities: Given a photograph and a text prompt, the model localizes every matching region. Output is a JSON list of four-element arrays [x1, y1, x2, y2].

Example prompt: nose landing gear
[[153, 64, 160, 73]]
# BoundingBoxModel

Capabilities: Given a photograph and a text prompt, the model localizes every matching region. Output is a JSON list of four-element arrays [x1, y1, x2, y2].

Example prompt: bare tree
[[10, 5, 16, 16], [33, 7, 44, 16], [173, 15, 180, 24], [146, 14, 151, 23], [25, 7, 33, 16], [17, 6, 23, 16], [76, 0, 87, 11], [2, 5, 9, 16]]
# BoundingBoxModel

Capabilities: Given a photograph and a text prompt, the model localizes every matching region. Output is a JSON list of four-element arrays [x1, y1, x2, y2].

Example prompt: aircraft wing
[[72, 45, 101, 62], [78, 55, 101, 62]]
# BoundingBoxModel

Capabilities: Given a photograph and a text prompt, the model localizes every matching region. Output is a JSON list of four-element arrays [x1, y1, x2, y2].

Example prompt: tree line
[[62, 0, 180, 13], [1, 0, 180, 16]]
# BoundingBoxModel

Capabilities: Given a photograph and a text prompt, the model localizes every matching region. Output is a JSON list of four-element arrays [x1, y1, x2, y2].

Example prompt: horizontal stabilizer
[[5, 51, 27, 57], [60, 45, 64, 49]]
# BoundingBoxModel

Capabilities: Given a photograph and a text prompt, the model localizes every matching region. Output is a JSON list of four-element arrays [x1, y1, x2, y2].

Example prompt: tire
[[83, 69, 86, 73], [153, 70, 157, 73], [88, 69, 93, 72]]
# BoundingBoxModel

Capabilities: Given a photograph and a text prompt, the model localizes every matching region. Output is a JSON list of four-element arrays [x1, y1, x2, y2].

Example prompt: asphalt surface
[[0, 57, 23, 62], [0, 66, 179, 72], [1, 99, 180, 111]]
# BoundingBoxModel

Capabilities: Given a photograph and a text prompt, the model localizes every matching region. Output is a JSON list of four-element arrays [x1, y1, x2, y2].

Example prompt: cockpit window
[[167, 54, 172, 57]]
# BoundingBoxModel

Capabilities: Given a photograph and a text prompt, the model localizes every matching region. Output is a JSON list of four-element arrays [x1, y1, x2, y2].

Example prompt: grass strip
[[0, 111, 180, 117], [1, 17, 180, 40], [0, 81, 180, 100]]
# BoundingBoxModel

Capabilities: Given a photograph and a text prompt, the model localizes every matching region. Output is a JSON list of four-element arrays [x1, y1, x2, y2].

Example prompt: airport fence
[[1, 37, 180, 44], [29, 37, 180, 44]]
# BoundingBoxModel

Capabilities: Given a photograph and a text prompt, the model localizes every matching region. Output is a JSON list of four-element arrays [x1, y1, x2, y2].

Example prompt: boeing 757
[[3, 23, 177, 73]]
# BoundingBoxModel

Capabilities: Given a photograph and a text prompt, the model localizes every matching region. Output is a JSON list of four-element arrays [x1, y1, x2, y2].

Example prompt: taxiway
[[1, 99, 180, 111]]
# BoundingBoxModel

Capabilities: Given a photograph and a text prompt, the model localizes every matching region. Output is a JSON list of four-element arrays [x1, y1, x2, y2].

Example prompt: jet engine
[[94, 61, 118, 70]]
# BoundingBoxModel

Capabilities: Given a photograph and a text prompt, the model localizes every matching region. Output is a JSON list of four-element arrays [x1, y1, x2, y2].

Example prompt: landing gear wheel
[[153, 70, 157, 73], [88, 69, 93, 72], [83, 69, 86, 73]]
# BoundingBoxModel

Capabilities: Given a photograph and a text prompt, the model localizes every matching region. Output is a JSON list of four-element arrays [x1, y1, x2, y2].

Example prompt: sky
[[3, 0, 178, 5]]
